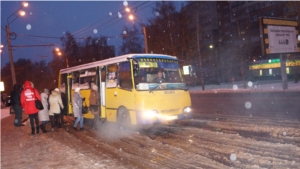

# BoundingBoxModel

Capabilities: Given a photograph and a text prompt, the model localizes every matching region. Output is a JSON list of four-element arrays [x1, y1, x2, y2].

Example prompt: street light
[[6, 2, 29, 85], [209, 44, 220, 85], [126, 9, 148, 53], [0, 44, 3, 53], [55, 48, 69, 68]]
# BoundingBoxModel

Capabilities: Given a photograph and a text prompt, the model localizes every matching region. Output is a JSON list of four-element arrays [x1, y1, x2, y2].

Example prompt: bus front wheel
[[117, 107, 131, 130]]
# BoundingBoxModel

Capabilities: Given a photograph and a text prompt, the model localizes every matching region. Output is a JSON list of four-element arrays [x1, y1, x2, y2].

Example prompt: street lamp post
[[55, 48, 69, 68], [6, 2, 28, 85], [127, 12, 148, 53]]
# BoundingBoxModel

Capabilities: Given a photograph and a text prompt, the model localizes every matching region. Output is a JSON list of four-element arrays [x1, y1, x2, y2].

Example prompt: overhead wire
[[73, 1, 152, 39], [10, 1, 155, 47], [71, 1, 143, 38], [99, 1, 155, 33]]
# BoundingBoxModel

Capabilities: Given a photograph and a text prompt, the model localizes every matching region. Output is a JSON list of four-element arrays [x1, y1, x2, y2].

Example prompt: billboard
[[267, 25, 298, 53], [259, 17, 300, 55]]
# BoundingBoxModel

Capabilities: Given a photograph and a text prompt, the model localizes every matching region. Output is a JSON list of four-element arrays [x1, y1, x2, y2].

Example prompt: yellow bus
[[58, 53, 191, 128]]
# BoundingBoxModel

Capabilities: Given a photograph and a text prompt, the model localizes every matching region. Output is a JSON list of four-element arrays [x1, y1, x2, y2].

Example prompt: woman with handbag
[[38, 88, 50, 133], [20, 81, 41, 135], [73, 87, 84, 130], [49, 88, 64, 130], [89, 84, 100, 130]]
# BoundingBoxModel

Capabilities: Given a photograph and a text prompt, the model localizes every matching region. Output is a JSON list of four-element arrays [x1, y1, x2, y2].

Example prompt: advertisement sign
[[267, 25, 298, 53], [183, 65, 190, 75]]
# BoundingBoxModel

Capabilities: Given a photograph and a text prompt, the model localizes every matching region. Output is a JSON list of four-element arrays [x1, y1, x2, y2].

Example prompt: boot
[[42, 124, 47, 133], [31, 127, 35, 135], [36, 126, 40, 134]]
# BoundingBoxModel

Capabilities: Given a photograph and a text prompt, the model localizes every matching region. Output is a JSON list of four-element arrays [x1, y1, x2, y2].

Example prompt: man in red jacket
[[20, 81, 41, 135]]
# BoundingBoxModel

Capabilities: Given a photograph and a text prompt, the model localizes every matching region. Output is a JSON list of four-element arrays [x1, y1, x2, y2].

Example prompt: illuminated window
[[269, 69, 272, 75], [286, 67, 290, 74], [259, 70, 262, 76]]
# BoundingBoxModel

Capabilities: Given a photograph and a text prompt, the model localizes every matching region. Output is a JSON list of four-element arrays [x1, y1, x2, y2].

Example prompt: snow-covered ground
[[1, 80, 299, 169]]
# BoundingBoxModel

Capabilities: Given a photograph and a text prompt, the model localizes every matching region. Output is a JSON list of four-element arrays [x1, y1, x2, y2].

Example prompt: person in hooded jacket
[[20, 81, 41, 135], [49, 88, 64, 129], [89, 84, 100, 130], [73, 87, 84, 130], [10, 84, 24, 127], [38, 88, 50, 133]]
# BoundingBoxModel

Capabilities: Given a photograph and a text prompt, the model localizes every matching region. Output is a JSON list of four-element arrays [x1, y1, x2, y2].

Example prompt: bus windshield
[[134, 58, 187, 91]]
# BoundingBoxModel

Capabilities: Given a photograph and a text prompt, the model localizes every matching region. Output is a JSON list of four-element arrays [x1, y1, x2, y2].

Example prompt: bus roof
[[60, 53, 178, 74]]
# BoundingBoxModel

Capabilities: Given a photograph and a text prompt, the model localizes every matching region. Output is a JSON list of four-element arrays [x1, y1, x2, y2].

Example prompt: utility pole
[[236, 20, 247, 89], [142, 26, 148, 53], [196, 11, 205, 91], [6, 25, 17, 85], [280, 54, 288, 90]]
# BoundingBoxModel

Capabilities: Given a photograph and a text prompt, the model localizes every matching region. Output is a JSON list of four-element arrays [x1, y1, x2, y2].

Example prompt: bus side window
[[60, 74, 67, 93], [72, 72, 80, 89], [106, 64, 118, 88], [119, 61, 132, 90]]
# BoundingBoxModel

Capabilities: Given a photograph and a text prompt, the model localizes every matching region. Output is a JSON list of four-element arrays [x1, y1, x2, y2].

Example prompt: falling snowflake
[[26, 24, 32, 30], [93, 29, 98, 34], [109, 12, 112, 16], [245, 102, 252, 109], [247, 81, 253, 87], [123, 30, 127, 34], [233, 85, 238, 90], [118, 12, 122, 18], [123, 1, 128, 6], [230, 154, 237, 161], [155, 12, 159, 16]]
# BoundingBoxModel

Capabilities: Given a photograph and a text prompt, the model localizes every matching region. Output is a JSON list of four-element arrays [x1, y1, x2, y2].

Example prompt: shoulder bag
[[33, 90, 44, 110], [82, 100, 89, 114]]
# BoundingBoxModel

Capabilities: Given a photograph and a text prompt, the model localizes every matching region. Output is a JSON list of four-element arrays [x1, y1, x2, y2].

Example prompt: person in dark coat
[[10, 84, 24, 127], [60, 88, 68, 125]]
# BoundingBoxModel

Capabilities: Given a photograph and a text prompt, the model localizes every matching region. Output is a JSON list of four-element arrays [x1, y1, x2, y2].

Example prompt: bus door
[[105, 64, 119, 122], [105, 62, 135, 123], [100, 66, 106, 119], [67, 74, 73, 114]]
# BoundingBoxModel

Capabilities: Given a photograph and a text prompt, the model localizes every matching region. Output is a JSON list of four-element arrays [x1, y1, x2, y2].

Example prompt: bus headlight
[[183, 107, 191, 113], [143, 110, 158, 119]]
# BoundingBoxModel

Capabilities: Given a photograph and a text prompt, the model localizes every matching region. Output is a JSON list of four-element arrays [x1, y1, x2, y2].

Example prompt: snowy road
[[1, 91, 300, 169]]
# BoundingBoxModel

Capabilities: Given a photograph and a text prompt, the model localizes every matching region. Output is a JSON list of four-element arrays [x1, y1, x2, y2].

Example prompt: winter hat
[[54, 88, 60, 92], [92, 84, 98, 91], [44, 88, 49, 94], [75, 87, 81, 93]]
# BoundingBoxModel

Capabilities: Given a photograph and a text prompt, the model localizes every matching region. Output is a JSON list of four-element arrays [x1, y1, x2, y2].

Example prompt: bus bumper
[[136, 111, 192, 125]]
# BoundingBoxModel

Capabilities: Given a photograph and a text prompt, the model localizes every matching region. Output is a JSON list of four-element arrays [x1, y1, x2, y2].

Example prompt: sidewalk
[[188, 80, 300, 93]]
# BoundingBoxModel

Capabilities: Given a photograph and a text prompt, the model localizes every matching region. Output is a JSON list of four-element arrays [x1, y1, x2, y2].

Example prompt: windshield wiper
[[149, 81, 162, 93]]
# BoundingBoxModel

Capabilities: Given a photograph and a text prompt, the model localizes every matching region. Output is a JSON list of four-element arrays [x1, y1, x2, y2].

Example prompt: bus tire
[[117, 107, 131, 130]]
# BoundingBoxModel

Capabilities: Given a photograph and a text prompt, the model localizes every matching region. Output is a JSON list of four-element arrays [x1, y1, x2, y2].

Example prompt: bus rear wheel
[[117, 107, 131, 130]]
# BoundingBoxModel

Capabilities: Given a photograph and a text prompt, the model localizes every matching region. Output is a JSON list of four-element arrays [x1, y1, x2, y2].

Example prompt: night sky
[[1, 1, 169, 67]]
